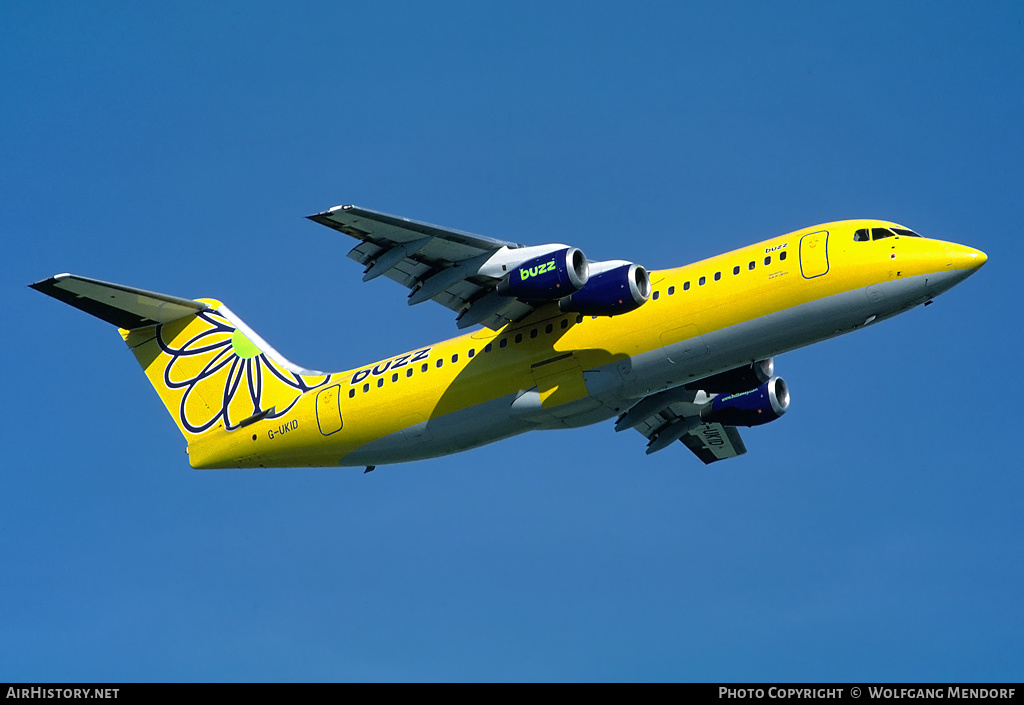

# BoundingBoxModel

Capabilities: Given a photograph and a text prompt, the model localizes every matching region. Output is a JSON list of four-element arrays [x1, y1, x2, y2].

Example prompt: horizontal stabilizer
[[30, 274, 207, 330]]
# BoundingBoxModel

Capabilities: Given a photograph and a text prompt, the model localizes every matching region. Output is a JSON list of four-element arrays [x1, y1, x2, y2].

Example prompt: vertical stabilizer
[[31, 274, 335, 446]]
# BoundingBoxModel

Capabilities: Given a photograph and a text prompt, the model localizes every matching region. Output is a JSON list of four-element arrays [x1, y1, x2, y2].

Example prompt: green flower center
[[231, 329, 262, 359]]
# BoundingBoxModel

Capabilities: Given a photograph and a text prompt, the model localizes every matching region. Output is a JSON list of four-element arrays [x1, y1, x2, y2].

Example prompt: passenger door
[[799, 230, 829, 278]]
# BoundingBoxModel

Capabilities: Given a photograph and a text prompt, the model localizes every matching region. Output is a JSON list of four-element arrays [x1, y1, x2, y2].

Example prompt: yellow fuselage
[[187, 219, 985, 469]]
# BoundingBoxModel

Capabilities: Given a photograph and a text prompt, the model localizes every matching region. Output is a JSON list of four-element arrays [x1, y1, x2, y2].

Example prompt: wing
[[309, 205, 545, 330], [614, 386, 747, 464]]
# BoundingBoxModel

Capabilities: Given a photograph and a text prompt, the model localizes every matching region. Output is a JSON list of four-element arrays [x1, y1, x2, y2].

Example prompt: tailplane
[[31, 274, 334, 443]]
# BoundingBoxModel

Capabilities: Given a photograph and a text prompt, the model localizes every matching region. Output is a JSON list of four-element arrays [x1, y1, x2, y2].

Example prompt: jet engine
[[496, 247, 589, 301], [688, 359, 775, 394], [700, 376, 790, 427], [557, 262, 651, 316]]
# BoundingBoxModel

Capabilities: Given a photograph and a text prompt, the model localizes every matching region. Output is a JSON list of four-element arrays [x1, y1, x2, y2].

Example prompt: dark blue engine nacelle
[[556, 262, 651, 316], [687, 358, 774, 394], [496, 247, 589, 301], [700, 376, 790, 427]]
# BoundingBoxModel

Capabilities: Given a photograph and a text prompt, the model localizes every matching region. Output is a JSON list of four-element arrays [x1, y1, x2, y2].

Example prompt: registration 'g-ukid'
[[33, 205, 986, 469]]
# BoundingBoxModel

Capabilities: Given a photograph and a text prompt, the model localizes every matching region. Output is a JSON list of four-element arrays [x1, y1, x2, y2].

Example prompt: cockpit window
[[856, 226, 921, 241]]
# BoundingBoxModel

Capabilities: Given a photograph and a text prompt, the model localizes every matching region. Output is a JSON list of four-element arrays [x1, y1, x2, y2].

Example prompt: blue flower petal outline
[[155, 310, 332, 434]]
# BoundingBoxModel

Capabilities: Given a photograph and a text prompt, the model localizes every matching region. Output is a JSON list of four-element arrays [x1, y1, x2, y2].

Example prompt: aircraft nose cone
[[925, 242, 987, 297], [947, 243, 987, 271]]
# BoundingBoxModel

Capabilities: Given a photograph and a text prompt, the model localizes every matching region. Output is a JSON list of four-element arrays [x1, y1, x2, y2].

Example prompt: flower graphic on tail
[[156, 309, 331, 434]]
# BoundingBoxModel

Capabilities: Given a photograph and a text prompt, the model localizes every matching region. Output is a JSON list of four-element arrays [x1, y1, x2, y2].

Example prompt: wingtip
[[306, 204, 354, 220], [28, 273, 69, 290]]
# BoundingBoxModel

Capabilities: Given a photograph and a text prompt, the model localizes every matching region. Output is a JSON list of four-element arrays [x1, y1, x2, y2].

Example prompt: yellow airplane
[[32, 205, 986, 470]]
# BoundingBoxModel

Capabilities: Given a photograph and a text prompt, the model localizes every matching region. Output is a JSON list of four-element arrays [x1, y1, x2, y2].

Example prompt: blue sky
[[3, 1, 1022, 682]]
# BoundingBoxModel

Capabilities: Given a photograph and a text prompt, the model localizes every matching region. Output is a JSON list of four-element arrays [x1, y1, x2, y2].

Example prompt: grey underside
[[340, 270, 958, 466]]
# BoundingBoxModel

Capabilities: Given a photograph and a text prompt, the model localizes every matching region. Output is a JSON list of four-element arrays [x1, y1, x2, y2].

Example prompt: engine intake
[[557, 262, 650, 316]]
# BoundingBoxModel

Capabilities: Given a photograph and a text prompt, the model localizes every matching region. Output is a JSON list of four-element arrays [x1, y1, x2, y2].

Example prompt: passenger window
[[714, 272, 721, 281], [683, 281, 690, 290], [854, 229, 870, 242], [764, 256, 771, 265], [668, 286, 675, 295], [484, 343, 492, 353], [406, 368, 413, 377], [780, 251, 787, 261], [576, 314, 584, 323], [363, 383, 369, 393], [436, 359, 443, 368], [500, 338, 508, 349], [349, 389, 355, 398], [515, 333, 523, 343], [377, 379, 383, 388], [699, 276, 706, 286], [391, 373, 398, 382], [653, 291, 660, 300], [749, 261, 755, 270], [733, 266, 740, 275], [561, 319, 569, 329], [451, 354, 458, 363], [530, 329, 538, 338], [468, 349, 475, 358], [545, 323, 553, 334], [421, 363, 428, 372]]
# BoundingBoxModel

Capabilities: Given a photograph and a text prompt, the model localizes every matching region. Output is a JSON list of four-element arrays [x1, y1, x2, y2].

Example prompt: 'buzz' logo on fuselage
[[350, 347, 432, 385]]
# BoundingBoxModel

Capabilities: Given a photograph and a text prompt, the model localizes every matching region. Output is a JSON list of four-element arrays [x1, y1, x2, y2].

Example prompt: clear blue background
[[3, 1, 1021, 682]]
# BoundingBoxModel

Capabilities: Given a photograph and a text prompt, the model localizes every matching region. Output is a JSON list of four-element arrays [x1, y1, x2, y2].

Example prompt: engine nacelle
[[496, 247, 589, 301], [700, 376, 790, 427], [689, 359, 774, 394], [556, 262, 651, 316]]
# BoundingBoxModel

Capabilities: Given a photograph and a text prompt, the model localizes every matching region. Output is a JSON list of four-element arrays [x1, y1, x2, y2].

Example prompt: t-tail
[[30, 274, 336, 467]]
